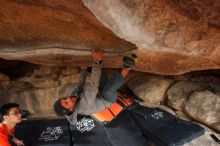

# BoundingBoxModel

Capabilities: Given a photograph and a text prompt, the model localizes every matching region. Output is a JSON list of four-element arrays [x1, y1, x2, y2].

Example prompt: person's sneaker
[[122, 54, 137, 68]]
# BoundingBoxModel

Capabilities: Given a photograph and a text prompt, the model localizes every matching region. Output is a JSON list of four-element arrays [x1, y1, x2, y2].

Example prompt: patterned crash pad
[[131, 105, 204, 146], [14, 118, 71, 146], [13, 105, 204, 146]]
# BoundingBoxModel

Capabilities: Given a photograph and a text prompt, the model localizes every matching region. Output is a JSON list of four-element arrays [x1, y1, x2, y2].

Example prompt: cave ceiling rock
[[82, 0, 220, 74], [0, 0, 220, 75], [0, 0, 136, 66]]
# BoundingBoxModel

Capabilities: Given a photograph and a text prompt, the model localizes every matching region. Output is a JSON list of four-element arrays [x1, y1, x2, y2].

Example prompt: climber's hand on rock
[[92, 49, 103, 64]]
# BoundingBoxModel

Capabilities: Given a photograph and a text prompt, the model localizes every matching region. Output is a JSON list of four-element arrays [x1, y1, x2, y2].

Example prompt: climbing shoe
[[122, 54, 137, 68]]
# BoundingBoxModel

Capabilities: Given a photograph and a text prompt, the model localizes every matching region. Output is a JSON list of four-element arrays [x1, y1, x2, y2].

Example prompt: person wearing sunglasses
[[54, 49, 137, 125], [0, 103, 24, 146]]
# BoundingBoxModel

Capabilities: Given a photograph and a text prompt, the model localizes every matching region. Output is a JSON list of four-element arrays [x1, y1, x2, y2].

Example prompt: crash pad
[[72, 113, 148, 146], [14, 119, 71, 146], [131, 105, 205, 146]]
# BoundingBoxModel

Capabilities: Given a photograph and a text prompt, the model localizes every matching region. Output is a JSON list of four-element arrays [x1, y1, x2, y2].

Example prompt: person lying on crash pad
[[53, 49, 137, 125]]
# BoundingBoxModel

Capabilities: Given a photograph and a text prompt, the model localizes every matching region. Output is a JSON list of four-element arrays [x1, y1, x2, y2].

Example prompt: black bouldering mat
[[131, 105, 205, 146], [104, 111, 149, 146], [14, 119, 71, 146], [72, 113, 149, 146], [12, 104, 204, 146], [71, 115, 111, 146], [13, 119, 36, 146]]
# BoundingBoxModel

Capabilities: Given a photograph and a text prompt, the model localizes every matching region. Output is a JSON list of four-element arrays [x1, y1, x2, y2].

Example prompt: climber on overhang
[[53, 48, 137, 125]]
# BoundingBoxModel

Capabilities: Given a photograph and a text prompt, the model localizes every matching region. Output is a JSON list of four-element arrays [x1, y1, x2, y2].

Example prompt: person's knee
[[101, 90, 117, 103]]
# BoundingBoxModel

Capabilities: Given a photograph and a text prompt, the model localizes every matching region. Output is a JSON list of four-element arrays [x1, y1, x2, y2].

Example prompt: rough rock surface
[[83, 0, 220, 74], [0, 1, 220, 144], [0, 72, 10, 81], [0, 0, 219, 74], [167, 81, 206, 111], [0, 0, 135, 67], [128, 76, 174, 105], [18, 84, 77, 118], [184, 91, 220, 133]]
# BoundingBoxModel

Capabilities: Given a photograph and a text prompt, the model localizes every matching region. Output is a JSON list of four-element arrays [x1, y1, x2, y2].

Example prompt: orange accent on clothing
[[0, 123, 14, 146], [117, 93, 134, 106], [121, 68, 130, 78], [92, 92, 134, 123], [92, 103, 123, 122]]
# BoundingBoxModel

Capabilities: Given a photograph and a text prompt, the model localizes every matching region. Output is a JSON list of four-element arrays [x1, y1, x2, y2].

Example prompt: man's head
[[54, 96, 78, 116], [0, 103, 22, 124]]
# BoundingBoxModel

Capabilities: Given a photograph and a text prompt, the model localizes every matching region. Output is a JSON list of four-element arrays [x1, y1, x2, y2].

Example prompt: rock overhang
[[0, 0, 219, 75]]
